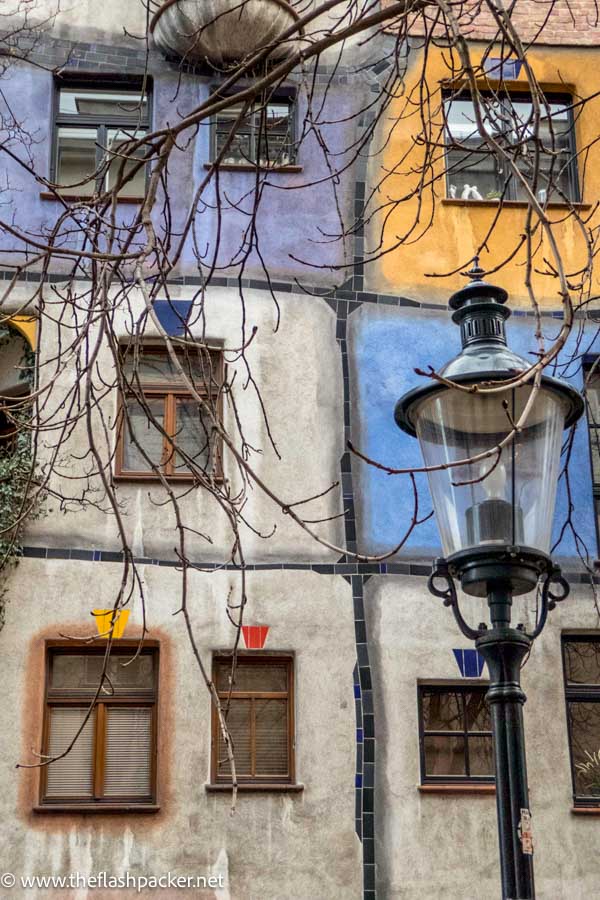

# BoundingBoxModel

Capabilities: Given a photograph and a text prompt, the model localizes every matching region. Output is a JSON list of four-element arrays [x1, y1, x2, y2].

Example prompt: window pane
[[255, 699, 288, 776], [513, 138, 573, 202], [122, 396, 165, 473], [564, 641, 600, 685], [106, 128, 147, 198], [586, 374, 600, 426], [216, 128, 253, 164], [217, 699, 252, 776], [445, 94, 576, 201], [568, 701, 600, 798], [421, 689, 463, 731], [59, 88, 147, 122], [122, 351, 215, 387], [424, 735, 466, 776], [56, 127, 98, 194], [103, 706, 153, 797], [216, 662, 288, 692], [45, 707, 96, 798], [446, 143, 499, 200], [468, 736, 494, 776], [173, 398, 213, 473], [465, 691, 491, 732], [257, 103, 292, 165], [50, 653, 155, 696]]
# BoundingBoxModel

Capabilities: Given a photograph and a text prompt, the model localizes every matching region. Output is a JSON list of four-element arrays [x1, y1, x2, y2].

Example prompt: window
[[585, 366, 600, 549], [418, 683, 494, 784], [444, 91, 579, 203], [53, 79, 150, 197], [562, 636, 600, 806], [116, 344, 223, 480], [213, 97, 295, 167], [211, 656, 294, 785], [40, 644, 158, 808]]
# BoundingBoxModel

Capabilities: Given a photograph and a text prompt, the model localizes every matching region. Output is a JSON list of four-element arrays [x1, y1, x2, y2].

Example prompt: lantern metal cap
[[394, 267, 584, 436]]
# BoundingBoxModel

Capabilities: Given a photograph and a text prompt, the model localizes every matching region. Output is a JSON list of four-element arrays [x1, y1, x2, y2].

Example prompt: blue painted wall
[[0, 68, 357, 285], [350, 304, 599, 562]]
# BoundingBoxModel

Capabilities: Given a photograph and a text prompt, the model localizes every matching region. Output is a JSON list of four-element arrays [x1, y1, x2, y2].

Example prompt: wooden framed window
[[418, 683, 494, 785], [39, 643, 158, 810], [115, 344, 223, 481], [52, 77, 150, 198], [444, 91, 579, 203], [212, 96, 295, 167], [211, 656, 294, 785], [562, 636, 600, 806]]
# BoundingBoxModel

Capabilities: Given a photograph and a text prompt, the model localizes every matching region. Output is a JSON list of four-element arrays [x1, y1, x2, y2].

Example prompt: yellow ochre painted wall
[[8, 315, 36, 349], [367, 44, 600, 308]]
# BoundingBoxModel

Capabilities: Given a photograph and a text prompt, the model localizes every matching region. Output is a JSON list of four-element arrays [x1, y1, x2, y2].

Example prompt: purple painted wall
[[0, 67, 358, 286]]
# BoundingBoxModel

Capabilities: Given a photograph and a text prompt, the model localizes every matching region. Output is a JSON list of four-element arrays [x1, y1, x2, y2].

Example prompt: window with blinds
[[212, 656, 294, 784], [41, 644, 158, 807]]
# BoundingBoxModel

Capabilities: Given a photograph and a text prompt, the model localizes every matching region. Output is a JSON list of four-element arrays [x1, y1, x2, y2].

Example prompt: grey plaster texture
[[22, 284, 344, 562], [365, 574, 600, 899], [1, 559, 362, 899]]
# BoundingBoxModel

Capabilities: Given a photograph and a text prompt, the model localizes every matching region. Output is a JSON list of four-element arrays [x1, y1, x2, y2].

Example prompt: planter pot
[[150, 0, 302, 66]]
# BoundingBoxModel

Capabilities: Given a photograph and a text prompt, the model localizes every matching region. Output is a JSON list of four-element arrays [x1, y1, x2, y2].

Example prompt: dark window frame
[[211, 654, 295, 786], [51, 74, 152, 197], [39, 640, 159, 811], [443, 88, 580, 203], [418, 680, 494, 786], [562, 634, 600, 807], [115, 343, 224, 482], [210, 87, 297, 168]]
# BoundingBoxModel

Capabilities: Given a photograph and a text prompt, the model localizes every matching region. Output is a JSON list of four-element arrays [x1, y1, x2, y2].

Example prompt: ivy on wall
[[0, 325, 41, 630]]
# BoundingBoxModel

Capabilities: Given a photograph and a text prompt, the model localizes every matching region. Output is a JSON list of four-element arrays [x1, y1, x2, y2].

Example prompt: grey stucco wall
[[8, 282, 345, 562], [1, 560, 362, 899], [366, 574, 600, 900]]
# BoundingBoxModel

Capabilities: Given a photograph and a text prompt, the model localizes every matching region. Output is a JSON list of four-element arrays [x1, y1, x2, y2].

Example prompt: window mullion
[[93, 702, 106, 799], [163, 393, 174, 475], [250, 696, 256, 778], [96, 124, 107, 192], [462, 693, 471, 777]]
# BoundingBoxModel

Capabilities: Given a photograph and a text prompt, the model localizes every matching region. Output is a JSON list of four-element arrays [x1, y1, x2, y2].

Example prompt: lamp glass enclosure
[[413, 384, 568, 557]]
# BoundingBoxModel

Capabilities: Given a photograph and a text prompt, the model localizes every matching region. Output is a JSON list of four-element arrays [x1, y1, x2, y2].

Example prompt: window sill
[[441, 198, 592, 211], [203, 163, 302, 174], [418, 784, 495, 794], [40, 192, 144, 205], [114, 473, 223, 483], [571, 806, 600, 815], [33, 803, 160, 813], [205, 783, 304, 793]]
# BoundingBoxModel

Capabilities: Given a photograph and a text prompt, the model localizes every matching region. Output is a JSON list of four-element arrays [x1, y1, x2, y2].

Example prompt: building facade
[[0, 2, 599, 898]]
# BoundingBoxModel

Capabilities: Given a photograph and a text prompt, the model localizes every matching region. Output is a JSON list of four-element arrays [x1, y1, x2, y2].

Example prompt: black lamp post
[[395, 265, 584, 900]]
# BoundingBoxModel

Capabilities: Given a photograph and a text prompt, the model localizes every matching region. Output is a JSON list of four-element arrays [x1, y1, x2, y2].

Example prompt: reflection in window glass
[[445, 93, 578, 203], [568, 702, 600, 798], [214, 99, 294, 167], [117, 348, 222, 480], [54, 83, 149, 196], [122, 397, 165, 473], [419, 685, 494, 783], [563, 638, 600, 805], [56, 127, 98, 194]]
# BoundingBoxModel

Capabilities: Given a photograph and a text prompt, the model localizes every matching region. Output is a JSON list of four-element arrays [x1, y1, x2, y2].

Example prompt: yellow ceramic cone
[[92, 609, 130, 639]]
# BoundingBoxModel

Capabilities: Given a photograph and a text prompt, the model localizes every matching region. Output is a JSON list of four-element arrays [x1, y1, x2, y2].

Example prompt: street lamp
[[395, 264, 584, 900]]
